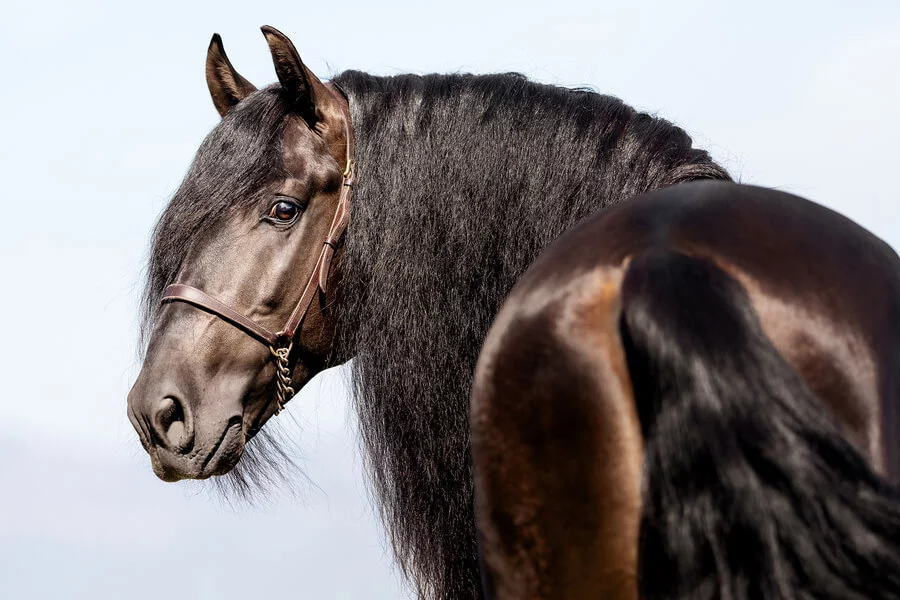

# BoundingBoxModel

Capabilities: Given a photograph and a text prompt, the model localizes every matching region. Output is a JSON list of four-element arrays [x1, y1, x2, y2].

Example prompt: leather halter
[[160, 84, 354, 413]]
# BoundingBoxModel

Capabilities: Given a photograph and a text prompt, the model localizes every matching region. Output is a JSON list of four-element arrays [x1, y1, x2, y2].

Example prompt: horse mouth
[[200, 419, 245, 477], [151, 419, 245, 482]]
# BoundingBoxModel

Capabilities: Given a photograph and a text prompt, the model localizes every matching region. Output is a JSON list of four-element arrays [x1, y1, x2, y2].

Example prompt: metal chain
[[269, 342, 296, 414]]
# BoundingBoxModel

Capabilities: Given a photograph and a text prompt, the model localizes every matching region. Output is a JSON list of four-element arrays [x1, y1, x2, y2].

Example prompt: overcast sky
[[1, 1, 898, 598]]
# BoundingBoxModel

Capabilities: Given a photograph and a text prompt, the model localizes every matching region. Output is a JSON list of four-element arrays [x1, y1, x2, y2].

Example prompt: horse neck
[[330, 71, 728, 600]]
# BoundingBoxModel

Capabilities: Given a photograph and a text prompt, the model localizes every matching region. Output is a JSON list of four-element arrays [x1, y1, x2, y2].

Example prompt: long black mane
[[331, 71, 729, 599], [143, 70, 729, 598]]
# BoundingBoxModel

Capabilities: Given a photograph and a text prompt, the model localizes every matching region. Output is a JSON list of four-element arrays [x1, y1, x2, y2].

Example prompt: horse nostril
[[152, 396, 193, 453]]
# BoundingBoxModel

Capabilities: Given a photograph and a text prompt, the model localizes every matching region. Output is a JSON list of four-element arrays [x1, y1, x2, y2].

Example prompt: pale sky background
[[1, 1, 899, 598]]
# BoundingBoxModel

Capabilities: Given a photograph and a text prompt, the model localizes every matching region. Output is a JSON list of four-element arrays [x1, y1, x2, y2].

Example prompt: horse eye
[[268, 200, 300, 222]]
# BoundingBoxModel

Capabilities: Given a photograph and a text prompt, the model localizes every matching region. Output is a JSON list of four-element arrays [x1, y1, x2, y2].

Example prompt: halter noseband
[[160, 84, 354, 415]]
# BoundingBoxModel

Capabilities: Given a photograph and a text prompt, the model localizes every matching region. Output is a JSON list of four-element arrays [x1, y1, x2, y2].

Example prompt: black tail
[[619, 249, 900, 600]]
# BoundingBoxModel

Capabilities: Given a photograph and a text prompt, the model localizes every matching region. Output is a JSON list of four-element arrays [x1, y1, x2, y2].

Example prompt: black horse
[[128, 25, 753, 598], [471, 181, 900, 599]]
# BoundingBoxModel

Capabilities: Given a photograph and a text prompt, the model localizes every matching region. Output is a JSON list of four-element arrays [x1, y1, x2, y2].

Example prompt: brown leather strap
[[161, 82, 354, 355], [279, 173, 353, 339], [319, 171, 353, 293], [161, 283, 280, 346]]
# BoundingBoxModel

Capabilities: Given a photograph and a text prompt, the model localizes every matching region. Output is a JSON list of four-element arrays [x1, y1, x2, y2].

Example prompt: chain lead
[[269, 342, 295, 414]]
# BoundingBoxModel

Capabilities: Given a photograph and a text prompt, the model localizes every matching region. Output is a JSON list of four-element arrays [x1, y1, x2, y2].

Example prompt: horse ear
[[260, 25, 326, 125], [206, 34, 257, 118]]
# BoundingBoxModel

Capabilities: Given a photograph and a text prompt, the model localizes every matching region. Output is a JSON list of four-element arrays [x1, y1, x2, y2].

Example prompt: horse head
[[128, 26, 351, 482]]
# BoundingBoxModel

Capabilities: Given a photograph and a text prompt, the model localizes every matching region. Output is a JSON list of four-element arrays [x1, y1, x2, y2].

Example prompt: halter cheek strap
[[160, 85, 354, 414]]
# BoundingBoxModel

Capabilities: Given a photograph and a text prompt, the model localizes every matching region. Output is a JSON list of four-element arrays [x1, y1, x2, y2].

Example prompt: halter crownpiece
[[160, 83, 354, 415]]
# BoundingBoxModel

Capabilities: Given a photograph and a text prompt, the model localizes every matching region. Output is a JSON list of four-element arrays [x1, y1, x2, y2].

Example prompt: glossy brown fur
[[472, 264, 642, 599], [470, 181, 900, 598]]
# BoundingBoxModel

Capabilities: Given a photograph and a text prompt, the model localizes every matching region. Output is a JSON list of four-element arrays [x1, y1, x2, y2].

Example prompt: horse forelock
[[140, 86, 289, 353]]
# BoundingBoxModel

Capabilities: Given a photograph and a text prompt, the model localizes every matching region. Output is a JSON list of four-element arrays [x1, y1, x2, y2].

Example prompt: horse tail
[[618, 248, 900, 600]]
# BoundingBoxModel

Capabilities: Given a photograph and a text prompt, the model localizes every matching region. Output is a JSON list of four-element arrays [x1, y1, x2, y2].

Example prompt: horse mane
[[330, 70, 730, 599]]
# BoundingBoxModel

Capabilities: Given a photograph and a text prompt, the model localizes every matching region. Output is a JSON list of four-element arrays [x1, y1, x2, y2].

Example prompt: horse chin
[[150, 420, 247, 482]]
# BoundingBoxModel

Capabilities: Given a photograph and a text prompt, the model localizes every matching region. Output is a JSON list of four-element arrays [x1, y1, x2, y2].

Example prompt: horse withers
[[471, 181, 900, 599]]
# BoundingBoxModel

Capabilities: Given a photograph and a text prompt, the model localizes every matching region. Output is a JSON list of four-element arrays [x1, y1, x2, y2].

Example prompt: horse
[[470, 181, 900, 599], [126, 25, 731, 598]]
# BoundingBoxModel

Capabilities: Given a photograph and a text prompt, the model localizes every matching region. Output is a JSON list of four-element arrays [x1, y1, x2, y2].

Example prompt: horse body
[[128, 26, 731, 599], [471, 181, 900, 599], [126, 25, 900, 600]]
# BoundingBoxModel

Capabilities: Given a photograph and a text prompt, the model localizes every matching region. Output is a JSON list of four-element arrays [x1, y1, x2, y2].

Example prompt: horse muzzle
[[127, 365, 251, 482]]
